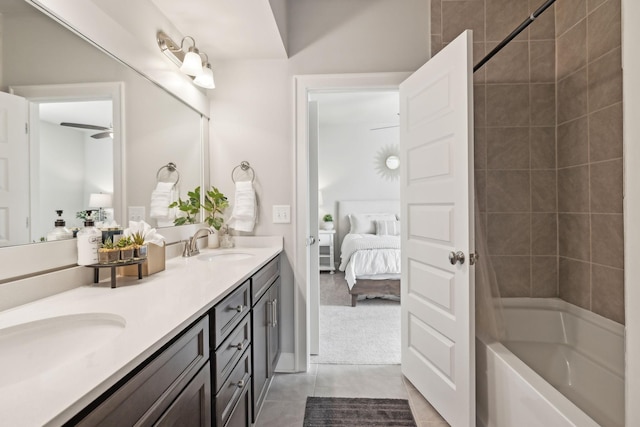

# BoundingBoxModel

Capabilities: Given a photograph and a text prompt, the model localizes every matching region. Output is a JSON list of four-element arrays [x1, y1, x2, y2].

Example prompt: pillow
[[349, 212, 397, 234], [376, 219, 401, 236]]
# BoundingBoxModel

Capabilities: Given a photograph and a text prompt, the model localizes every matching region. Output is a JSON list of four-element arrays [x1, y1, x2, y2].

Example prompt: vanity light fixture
[[193, 56, 216, 89], [157, 30, 215, 89]]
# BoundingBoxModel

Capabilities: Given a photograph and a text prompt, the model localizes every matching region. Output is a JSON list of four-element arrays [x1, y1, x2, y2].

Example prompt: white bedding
[[339, 233, 401, 289]]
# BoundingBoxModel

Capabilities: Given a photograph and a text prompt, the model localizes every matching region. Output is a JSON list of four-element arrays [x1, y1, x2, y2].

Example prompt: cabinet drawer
[[213, 314, 251, 393], [318, 233, 332, 246], [216, 347, 252, 427], [223, 378, 251, 427], [250, 256, 279, 306], [77, 316, 209, 427], [212, 280, 250, 348]]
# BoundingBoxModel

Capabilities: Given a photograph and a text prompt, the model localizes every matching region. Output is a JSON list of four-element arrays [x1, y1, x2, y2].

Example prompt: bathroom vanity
[[0, 240, 282, 426]]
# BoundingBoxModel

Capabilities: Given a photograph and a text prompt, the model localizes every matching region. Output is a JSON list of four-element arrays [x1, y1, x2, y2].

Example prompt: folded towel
[[149, 181, 176, 219], [228, 181, 256, 232]]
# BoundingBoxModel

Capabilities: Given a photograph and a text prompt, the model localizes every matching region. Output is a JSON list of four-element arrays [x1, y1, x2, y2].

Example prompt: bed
[[337, 200, 401, 307]]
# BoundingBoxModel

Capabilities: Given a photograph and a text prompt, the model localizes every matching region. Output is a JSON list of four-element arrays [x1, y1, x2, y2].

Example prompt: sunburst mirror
[[374, 144, 400, 180]]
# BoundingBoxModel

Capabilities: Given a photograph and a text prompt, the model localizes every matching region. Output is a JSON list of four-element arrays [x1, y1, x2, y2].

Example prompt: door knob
[[449, 251, 465, 265]]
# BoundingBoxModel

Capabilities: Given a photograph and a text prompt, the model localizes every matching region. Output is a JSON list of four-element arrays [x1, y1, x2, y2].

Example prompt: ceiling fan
[[370, 124, 399, 131], [60, 122, 113, 139], [370, 112, 400, 131]]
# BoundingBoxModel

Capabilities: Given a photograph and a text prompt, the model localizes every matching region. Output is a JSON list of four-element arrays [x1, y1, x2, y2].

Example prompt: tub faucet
[[183, 228, 212, 257]]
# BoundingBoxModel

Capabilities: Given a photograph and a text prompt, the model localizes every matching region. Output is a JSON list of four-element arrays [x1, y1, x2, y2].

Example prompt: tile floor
[[255, 363, 450, 427]]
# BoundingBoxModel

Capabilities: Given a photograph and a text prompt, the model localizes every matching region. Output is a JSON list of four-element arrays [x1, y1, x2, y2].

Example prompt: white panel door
[[400, 31, 475, 427], [309, 100, 320, 355], [0, 92, 29, 247]]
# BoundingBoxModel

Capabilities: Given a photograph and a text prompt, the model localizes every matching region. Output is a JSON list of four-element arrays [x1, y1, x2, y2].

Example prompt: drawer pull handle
[[234, 304, 244, 313], [272, 299, 278, 327], [236, 379, 245, 388], [234, 342, 244, 351]]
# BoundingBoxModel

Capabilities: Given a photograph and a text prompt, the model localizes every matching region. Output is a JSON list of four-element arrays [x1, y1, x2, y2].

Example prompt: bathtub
[[476, 298, 624, 427]]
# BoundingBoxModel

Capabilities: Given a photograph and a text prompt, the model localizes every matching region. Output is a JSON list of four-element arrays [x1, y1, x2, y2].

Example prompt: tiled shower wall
[[555, 0, 623, 324], [431, 0, 624, 324]]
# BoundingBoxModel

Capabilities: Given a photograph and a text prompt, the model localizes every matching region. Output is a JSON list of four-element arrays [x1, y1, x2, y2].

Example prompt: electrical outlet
[[128, 206, 145, 223], [272, 205, 291, 224]]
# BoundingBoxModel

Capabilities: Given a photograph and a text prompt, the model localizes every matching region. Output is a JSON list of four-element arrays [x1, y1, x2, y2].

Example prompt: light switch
[[128, 206, 145, 222], [272, 205, 291, 224]]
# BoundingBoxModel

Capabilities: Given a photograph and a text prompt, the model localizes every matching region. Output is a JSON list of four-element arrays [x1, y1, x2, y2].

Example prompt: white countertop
[[0, 240, 282, 426]]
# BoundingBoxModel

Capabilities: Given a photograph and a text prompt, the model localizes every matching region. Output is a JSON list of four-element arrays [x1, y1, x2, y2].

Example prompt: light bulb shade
[[180, 49, 203, 76], [89, 193, 112, 208], [194, 64, 215, 89]]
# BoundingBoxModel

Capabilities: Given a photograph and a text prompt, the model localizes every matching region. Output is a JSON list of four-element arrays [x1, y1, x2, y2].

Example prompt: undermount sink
[[197, 252, 254, 262], [0, 313, 126, 387]]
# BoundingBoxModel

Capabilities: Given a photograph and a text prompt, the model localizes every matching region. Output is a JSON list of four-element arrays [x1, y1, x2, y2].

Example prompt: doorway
[[308, 90, 401, 364], [293, 72, 409, 372]]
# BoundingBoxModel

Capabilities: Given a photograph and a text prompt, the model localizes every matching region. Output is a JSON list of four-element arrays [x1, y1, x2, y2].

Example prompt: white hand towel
[[228, 181, 256, 232], [149, 182, 176, 219]]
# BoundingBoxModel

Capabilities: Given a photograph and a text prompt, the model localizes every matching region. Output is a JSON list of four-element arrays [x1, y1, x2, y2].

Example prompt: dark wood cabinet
[[70, 253, 282, 427], [250, 257, 281, 423], [71, 316, 209, 427]]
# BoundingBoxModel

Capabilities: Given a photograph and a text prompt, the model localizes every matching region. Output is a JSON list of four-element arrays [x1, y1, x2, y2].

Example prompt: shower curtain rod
[[473, 0, 556, 73]]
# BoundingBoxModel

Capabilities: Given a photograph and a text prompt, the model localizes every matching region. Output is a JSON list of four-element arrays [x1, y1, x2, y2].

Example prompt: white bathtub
[[476, 298, 624, 427]]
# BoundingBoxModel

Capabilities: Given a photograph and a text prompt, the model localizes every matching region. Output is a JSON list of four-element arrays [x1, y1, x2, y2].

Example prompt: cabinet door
[[268, 278, 281, 376], [251, 290, 270, 422], [154, 364, 211, 427]]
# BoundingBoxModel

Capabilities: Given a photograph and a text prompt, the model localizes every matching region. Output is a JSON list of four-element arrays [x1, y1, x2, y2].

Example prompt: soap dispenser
[[46, 210, 73, 241], [77, 212, 101, 265]]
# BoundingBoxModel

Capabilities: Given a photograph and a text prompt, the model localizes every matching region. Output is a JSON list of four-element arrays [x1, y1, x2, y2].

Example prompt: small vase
[[135, 244, 148, 258], [99, 250, 119, 264], [120, 247, 134, 261], [208, 232, 220, 248], [323, 222, 334, 230]]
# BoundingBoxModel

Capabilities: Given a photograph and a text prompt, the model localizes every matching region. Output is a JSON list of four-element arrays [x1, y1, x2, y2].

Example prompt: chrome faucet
[[182, 228, 212, 257]]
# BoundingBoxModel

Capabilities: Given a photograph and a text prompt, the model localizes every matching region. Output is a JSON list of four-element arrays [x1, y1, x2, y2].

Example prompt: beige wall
[[434, 0, 624, 324], [433, 0, 559, 298], [555, 0, 623, 323]]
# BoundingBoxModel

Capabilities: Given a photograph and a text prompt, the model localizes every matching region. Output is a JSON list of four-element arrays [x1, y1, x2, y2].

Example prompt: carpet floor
[[311, 272, 401, 365], [303, 397, 417, 426]]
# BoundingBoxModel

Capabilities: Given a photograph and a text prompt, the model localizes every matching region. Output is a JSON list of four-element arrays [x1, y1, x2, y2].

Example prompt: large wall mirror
[[0, 0, 206, 248]]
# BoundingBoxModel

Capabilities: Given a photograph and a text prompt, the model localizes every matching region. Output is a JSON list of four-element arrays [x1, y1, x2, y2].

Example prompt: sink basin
[[197, 252, 254, 262], [0, 313, 126, 386]]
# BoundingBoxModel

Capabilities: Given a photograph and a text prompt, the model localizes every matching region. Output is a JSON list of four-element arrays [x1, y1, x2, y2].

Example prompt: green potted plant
[[131, 231, 148, 258], [98, 237, 119, 264], [169, 187, 202, 225], [322, 214, 334, 230], [117, 235, 134, 261]]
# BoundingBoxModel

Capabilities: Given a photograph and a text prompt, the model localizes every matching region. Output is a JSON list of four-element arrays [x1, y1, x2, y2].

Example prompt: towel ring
[[156, 162, 180, 186], [231, 161, 255, 183]]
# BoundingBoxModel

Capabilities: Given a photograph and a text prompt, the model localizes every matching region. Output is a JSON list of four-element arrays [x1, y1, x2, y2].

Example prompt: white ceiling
[[149, 0, 287, 60]]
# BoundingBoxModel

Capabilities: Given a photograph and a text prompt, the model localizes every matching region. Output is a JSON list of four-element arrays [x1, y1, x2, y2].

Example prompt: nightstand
[[318, 229, 336, 274]]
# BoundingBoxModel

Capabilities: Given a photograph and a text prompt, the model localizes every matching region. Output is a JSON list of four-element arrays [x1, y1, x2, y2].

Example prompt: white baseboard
[[275, 352, 296, 372]]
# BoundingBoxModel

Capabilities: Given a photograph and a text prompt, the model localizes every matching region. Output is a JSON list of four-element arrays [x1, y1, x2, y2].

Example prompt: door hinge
[[25, 123, 28, 134]]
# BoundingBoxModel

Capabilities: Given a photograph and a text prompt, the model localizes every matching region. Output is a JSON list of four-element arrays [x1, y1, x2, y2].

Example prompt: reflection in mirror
[[32, 100, 114, 242], [0, 0, 204, 248]]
